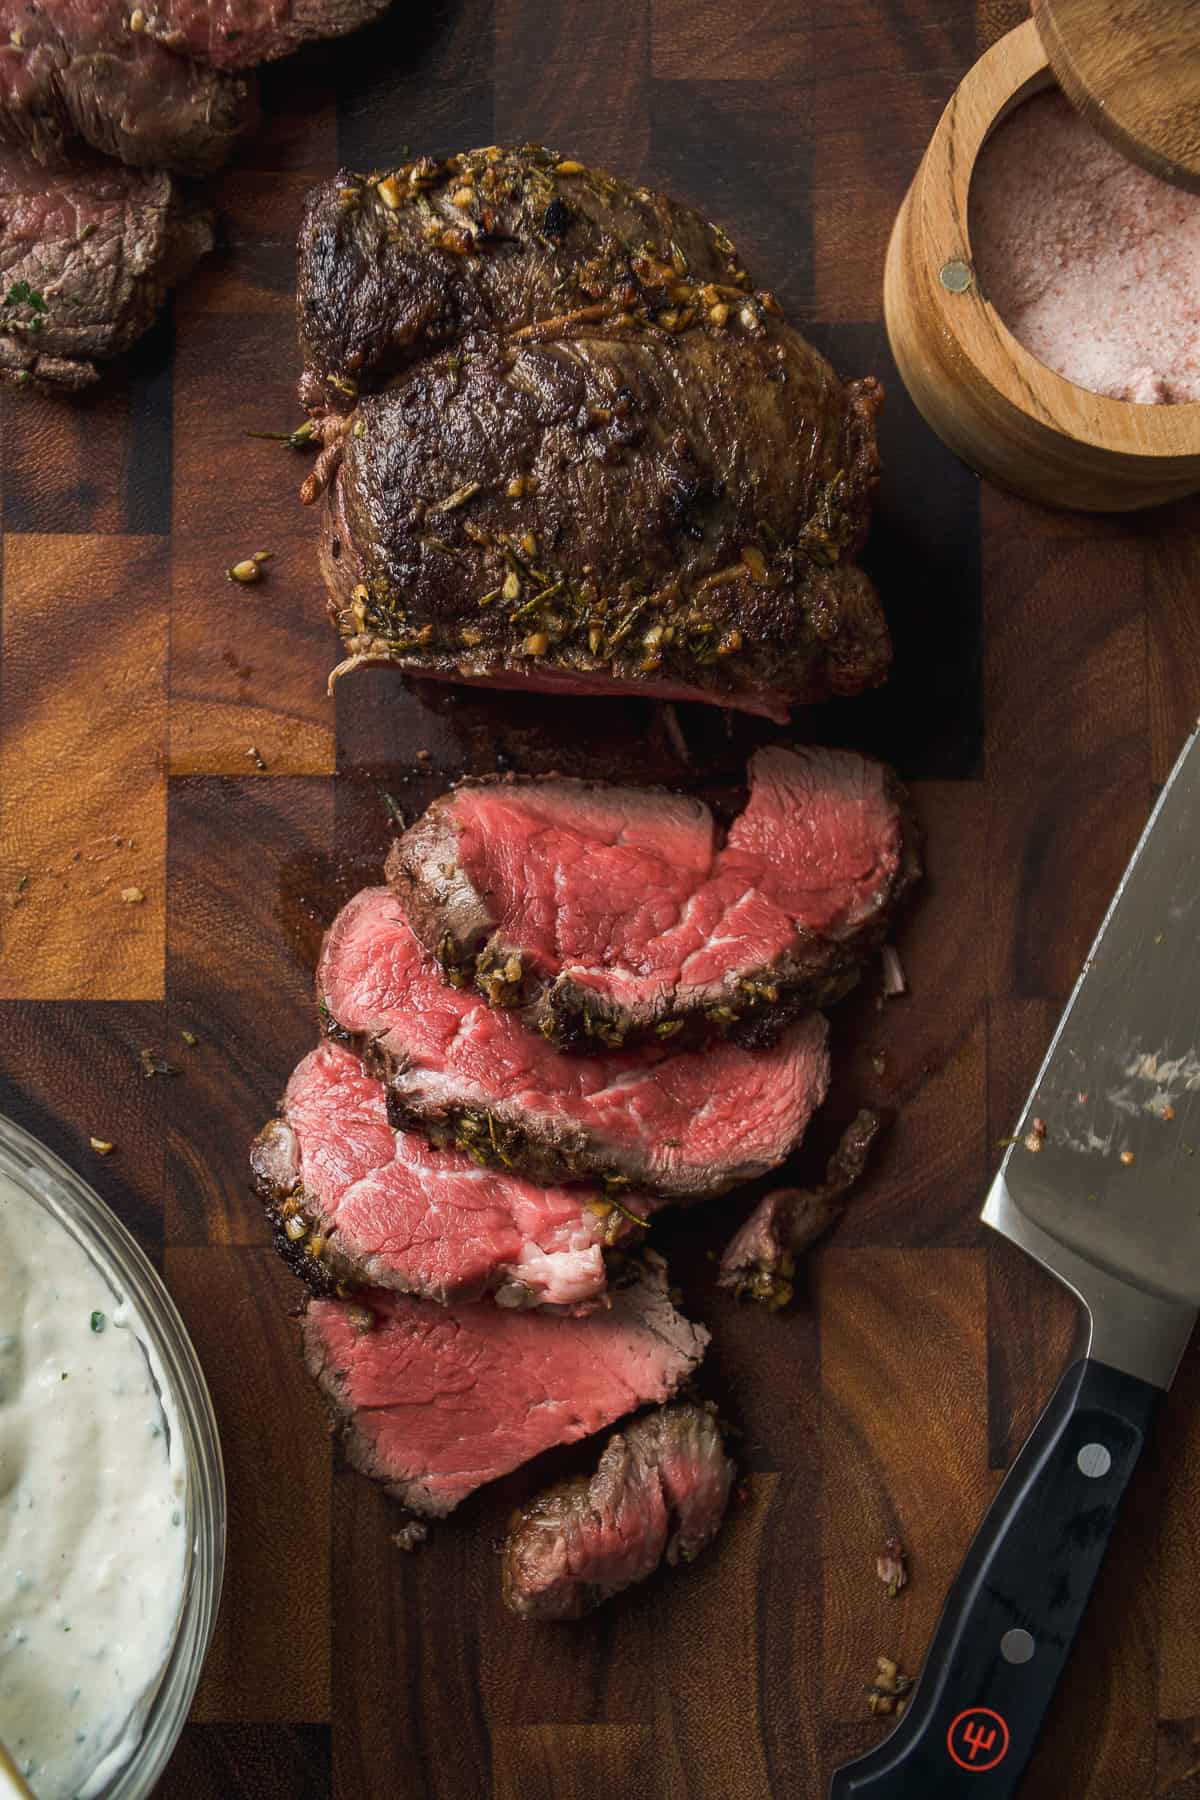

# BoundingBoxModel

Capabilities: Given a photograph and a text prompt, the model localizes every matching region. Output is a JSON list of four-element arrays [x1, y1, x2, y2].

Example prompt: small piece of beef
[[0, 3, 257, 174], [718, 1107, 884, 1308], [139, 0, 393, 69], [298, 147, 889, 721], [0, 146, 210, 387], [252, 1041, 656, 1310], [501, 1402, 735, 1620], [302, 1256, 709, 1516], [389, 747, 918, 1049], [318, 886, 831, 1198]]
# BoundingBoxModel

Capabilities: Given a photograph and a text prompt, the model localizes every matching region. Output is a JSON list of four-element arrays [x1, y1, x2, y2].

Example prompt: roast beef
[[388, 746, 917, 1049], [137, 0, 393, 69], [252, 1040, 657, 1310], [718, 1107, 883, 1308], [0, 3, 256, 173], [302, 1256, 709, 1516], [298, 146, 890, 721], [318, 886, 831, 1198], [0, 145, 210, 387], [501, 1402, 734, 1619]]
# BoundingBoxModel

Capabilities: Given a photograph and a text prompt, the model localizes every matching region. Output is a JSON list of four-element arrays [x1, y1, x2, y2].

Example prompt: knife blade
[[832, 722, 1200, 1798]]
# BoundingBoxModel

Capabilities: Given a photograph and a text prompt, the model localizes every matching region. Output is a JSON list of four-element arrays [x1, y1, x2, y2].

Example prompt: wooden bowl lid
[[1032, 0, 1200, 192]]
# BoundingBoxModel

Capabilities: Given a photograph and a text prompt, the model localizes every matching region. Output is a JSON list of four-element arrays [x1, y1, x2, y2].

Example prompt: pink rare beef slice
[[318, 885, 831, 1198]]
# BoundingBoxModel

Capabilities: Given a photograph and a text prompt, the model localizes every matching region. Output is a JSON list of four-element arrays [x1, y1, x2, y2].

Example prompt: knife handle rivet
[[1077, 1443, 1112, 1479], [1000, 1628, 1036, 1665]]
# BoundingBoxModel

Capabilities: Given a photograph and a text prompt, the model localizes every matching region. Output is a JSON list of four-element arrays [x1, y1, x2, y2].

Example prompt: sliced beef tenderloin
[[501, 1402, 735, 1619], [298, 147, 888, 721], [252, 1041, 657, 1311], [0, 146, 210, 387], [318, 886, 831, 1199], [718, 1107, 883, 1309], [389, 747, 917, 1049], [138, 0, 392, 69], [302, 1256, 709, 1516], [0, 3, 257, 174]]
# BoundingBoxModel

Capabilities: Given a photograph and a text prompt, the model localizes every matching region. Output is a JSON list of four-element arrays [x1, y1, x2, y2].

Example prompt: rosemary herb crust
[[299, 145, 889, 719]]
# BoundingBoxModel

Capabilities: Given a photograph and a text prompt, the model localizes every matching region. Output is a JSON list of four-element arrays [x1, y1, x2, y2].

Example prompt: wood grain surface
[[1, 4, 1198, 1796]]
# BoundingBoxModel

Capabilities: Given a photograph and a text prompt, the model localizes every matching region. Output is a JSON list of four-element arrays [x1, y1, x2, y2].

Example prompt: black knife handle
[[829, 1357, 1160, 1798]]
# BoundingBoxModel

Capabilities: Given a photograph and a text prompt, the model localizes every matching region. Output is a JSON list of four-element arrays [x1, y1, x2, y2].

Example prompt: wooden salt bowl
[[883, 18, 1200, 512]]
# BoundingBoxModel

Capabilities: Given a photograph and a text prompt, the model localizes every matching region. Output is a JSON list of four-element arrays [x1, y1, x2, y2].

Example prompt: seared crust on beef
[[386, 748, 920, 1051], [298, 146, 754, 404], [501, 1402, 735, 1619], [298, 146, 889, 720]]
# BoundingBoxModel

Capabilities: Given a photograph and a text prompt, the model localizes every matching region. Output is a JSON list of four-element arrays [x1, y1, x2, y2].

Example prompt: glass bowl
[[0, 1110, 225, 1799]]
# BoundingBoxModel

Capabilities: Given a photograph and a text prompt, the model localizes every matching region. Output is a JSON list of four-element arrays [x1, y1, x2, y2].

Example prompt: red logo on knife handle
[[947, 1708, 1011, 1772]]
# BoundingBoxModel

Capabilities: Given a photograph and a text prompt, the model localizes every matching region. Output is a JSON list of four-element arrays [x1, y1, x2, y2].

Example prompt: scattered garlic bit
[[120, 886, 145, 905], [555, 160, 585, 175], [392, 1521, 429, 1551], [866, 1654, 914, 1718], [1120, 1149, 1135, 1166], [89, 1138, 115, 1156], [1023, 1130, 1043, 1153], [246, 746, 267, 771], [376, 174, 402, 210], [128, 7, 145, 29], [522, 632, 549, 657], [876, 1537, 908, 1598], [880, 946, 907, 998], [228, 559, 262, 584]]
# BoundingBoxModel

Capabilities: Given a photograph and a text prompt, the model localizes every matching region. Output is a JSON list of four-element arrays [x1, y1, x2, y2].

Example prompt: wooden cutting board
[[1, 3, 1199, 1796]]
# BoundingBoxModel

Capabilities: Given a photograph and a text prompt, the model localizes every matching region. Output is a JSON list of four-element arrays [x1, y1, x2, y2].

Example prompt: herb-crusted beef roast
[[298, 147, 890, 719], [0, 2, 257, 173], [252, 1041, 656, 1310], [389, 747, 917, 1048], [501, 1403, 735, 1619], [0, 146, 210, 387], [302, 1258, 710, 1516], [318, 887, 831, 1199]]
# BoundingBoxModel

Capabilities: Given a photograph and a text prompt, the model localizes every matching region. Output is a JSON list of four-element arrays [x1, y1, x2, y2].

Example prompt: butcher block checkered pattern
[[2, 3, 1200, 1795]]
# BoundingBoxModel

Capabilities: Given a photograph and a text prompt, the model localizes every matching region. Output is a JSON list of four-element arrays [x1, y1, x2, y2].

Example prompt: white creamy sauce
[[0, 1175, 188, 1799]]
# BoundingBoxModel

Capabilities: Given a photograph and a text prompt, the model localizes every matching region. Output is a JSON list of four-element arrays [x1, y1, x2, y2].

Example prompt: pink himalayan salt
[[970, 90, 1200, 404]]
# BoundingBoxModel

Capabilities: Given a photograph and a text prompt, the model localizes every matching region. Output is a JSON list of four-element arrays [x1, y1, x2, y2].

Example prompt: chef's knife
[[831, 721, 1200, 1798]]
